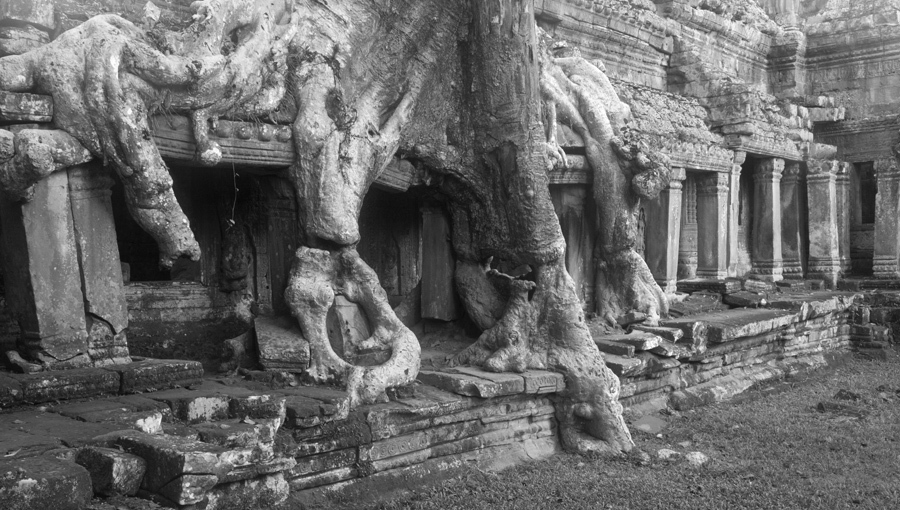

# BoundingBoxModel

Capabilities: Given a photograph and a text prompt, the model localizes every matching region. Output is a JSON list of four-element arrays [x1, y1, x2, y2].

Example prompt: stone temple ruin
[[0, 0, 899, 508]]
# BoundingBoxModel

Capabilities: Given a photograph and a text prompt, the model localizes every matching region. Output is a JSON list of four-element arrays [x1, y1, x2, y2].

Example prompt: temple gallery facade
[[0, 1, 899, 508]]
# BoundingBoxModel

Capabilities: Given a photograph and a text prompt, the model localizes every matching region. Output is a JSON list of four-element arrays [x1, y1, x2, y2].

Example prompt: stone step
[[676, 278, 741, 294], [630, 324, 684, 342], [662, 308, 800, 345], [416, 368, 564, 399], [597, 332, 661, 352], [594, 339, 635, 357], [0, 358, 202, 408], [92, 429, 292, 507], [724, 290, 766, 308]]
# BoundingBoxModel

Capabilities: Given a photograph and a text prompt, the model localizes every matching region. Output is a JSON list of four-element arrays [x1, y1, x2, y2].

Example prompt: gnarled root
[[542, 260, 633, 453], [454, 257, 633, 454], [284, 246, 420, 407], [594, 248, 668, 326], [454, 274, 537, 373]]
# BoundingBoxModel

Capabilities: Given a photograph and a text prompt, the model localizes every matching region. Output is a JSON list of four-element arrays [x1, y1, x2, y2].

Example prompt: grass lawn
[[367, 355, 900, 510]]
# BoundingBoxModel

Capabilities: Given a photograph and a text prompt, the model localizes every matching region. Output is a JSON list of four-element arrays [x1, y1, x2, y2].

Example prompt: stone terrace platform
[[1, 290, 891, 509]]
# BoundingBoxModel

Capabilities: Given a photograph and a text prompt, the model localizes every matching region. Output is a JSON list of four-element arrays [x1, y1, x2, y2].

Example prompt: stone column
[[644, 168, 685, 293], [678, 175, 698, 279], [751, 158, 784, 281], [696, 172, 730, 279], [807, 159, 842, 287], [0, 171, 89, 365], [873, 157, 900, 278], [67, 164, 130, 365], [836, 162, 851, 275], [727, 152, 745, 277], [780, 161, 804, 279]]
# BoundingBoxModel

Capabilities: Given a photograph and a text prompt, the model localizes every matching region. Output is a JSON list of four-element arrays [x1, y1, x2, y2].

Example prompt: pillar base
[[809, 257, 841, 288], [751, 259, 784, 282], [781, 259, 804, 279], [872, 256, 900, 279], [696, 268, 727, 280]]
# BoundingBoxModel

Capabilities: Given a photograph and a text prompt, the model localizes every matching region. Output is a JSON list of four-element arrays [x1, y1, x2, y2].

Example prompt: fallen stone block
[[75, 446, 146, 496], [0, 456, 92, 510]]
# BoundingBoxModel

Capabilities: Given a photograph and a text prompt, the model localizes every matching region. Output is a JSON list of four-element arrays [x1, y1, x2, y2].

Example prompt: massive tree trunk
[[449, 0, 633, 454]]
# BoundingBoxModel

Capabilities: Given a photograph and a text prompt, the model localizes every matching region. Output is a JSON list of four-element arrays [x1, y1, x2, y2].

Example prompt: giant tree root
[[539, 39, 670, 323], [595, 248, 669, 325], [284, 246, 420, 407], [454, 259, 633, 454]]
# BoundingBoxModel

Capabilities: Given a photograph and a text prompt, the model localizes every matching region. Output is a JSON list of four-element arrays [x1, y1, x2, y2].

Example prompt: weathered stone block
[[255, 315, 310, 371], [16, 368, 119, 403], [106, 431, 231, 494], [194, 418, 280, 448], [149, 390, 231, 424], [288, 448, 357, 478], [417, 370, 509, 398], [158, 473, 219, 505], [444, 366, 526, 395], [601, 332, 661, 351], [0, 456, 92, 510], [201, 473, 290, 510], [75, 446, 146, 496], [106, 359, 203, 393]]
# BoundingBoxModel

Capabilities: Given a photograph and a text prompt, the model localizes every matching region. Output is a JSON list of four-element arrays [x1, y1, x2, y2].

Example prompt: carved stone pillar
[[678, 175, 697, 279], [67, 164, 130, 365], [0, 171, 89, 365], [873, 158, 900, 278], [696, 172, 729, 279], [836, 162, 851, 275], [807, 159, 841, 287], [780, 161, 804, 279], [644, 168, 685, 293], [727, 152, 745, 277], [751, 158, 784, 281]]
